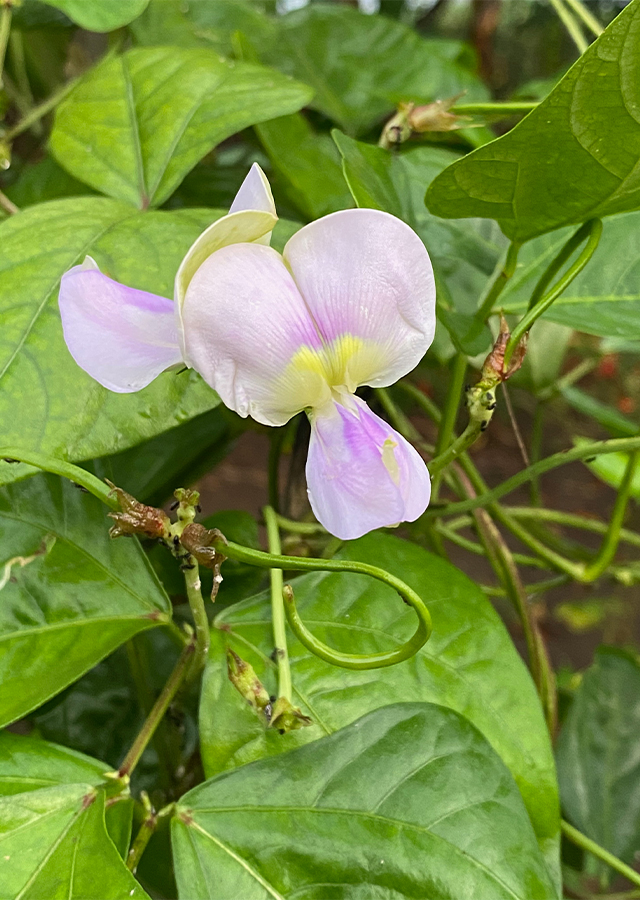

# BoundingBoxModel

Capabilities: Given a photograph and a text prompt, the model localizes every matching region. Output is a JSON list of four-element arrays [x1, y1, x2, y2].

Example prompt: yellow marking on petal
[[273, 333, 392, 416], [382, 437, 400, 485]]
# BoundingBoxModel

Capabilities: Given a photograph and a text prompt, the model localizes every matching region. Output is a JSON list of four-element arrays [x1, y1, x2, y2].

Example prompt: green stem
[[376, 386, 423, 443], [0, 3, 11, 91], [582, 450, 640, 581], [504, 219, 602, 370], [452, 101, 538, 117], [395, 381, 442, 425], [561, 820, 640, 889], [549, 0, 589, 53], [183, 563, 209, 677], [475, 241, 521, 324], [425, 434, 640, 522], [435, 354, 467, 458], [118, 636, 195, 778], [429, 417, 481, 476], [0, 448, 117, 507], [435, 521, 547, 568], [0, 188, 18, 215], [8, 29, 37, 131], [125, 640, 174, 791], [506, 506, 640, 550], [4, 77, 76, 141], [263, 505, 292, 701], [126, 794, 157, 874], [267, 428, 285, 511], [211, 537, 432, 670], [562, 0, 603, 37], [274, 513, 326, 535]]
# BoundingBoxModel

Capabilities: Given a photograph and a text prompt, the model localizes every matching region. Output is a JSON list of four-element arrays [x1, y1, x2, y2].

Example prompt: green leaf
[[40, 0, 150, 31], [5, 156, 96, 207], [501, 211, 640, 339], [0, 734, 147, 898], [176, 703, 558, 899], [200, 533, 559, 875], [256, 114, 354, 219], [573, 437, 640, 497], [0, 474, 171, 727], [260, 4, 488, 135], [30, 630, 197, 796], [0, 199, 224, 485], [556, 647, 640, 870], [50, 47, 312, 208], [426, 0, 640, 241], [88, 406, 240, 508], [334, 132, 503, 352]]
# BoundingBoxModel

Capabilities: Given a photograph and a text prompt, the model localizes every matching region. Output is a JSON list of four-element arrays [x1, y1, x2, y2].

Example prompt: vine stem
[[432, 353, 467, 500], [263, 505, 292, 701], [423, 434, 640, 522], [0, 448, 118, 507], [0, 2, 11, 91], [210, 535, 432, 670], [562, 0, 603, 37], [549, 0, 589, 53], [451, 101, 538, 117], [4, 77, 76, 141], [561, 820, 640, 889], [118, 635, 195, 779], [0, 188, 18, 215], [126, 796, 174, 874], [506, 506, 640, 550], [504, 219, 602, 370], [581, 449, 640, 582], [183, 564, 209, 677], [475, 240, 521, 324]]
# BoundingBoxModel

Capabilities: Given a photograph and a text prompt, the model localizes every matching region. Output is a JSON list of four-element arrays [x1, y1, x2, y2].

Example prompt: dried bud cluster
[[107, 482, 170, 540], [379, 95, 471, 149]]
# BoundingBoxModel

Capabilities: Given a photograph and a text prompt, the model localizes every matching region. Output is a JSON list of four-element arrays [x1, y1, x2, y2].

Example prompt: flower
[[59, 165, 436, 540]]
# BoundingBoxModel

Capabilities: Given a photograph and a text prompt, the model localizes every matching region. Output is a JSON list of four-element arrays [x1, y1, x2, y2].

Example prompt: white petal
[[182, 242, 328, 426], [229, 162, 276, 215], [283, 208, 436, 388], [59, 262, 182, 393]]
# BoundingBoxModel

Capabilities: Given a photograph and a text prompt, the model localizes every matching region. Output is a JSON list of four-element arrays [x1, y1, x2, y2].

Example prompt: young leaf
[[176, 704, 558, 899], [426, 0, 640, 241], [50, 47, 313, 208], [573, 437, 640, 498], [200, 533, 560, 877], [0, 732, 146, 898], [0, 200, 223, 485], [556, 647, 640, 870], [0, 474, 171, 727], [40, 0, 150, 31]]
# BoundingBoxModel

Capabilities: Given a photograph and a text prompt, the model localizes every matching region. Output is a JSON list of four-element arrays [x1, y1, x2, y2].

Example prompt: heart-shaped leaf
[[41, 0, 150, 31], [50, 47, 313, 208], [200, 533, 559, 878], [0, 199, 223, 485], [556, 647, 640, 872], [0, 473, 171, 727], [426, 0, 640, 241], [0, 732, 146, 898], [176, 703, 558, 899]]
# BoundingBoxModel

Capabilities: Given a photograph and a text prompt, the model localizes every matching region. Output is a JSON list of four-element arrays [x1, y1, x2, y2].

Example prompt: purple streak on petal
[[306, 395, 431, 540], [59, 264, 183, 393], [229, 163, 276, 215]]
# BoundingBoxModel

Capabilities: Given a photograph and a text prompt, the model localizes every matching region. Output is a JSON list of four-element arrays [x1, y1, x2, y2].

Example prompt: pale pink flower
[[60, 165, 435, 539]]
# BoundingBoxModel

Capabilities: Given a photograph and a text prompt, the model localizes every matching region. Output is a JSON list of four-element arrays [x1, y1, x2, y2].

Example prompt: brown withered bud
[[180, 523, 227, 600], [379, 95, 471, 149], [408, 95, 471, 133], [107, 482, 170, 540], [480, 315, 528, 386]]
